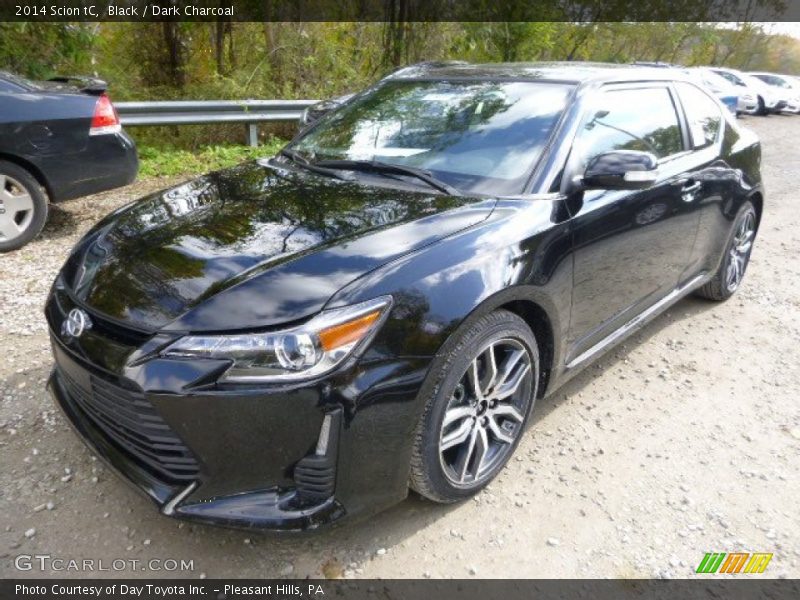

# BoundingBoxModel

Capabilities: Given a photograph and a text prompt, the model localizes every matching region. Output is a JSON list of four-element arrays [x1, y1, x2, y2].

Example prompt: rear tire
[[695, 201, 757, 301], [409, 310, 539, 503], [0, 161, 48, 252]]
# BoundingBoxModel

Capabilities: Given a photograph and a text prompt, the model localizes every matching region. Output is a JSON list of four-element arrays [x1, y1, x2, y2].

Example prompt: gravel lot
[[1, 117, 798, 580]]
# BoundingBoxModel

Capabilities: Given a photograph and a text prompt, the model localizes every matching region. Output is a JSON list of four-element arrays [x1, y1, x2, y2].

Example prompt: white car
[[709, 66, 787, 115], [685, 67, 752, 115], [748, 72, 800, 114]]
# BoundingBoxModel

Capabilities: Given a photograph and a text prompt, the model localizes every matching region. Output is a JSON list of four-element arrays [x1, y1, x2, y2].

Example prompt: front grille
[[58, 367, 199, 483]]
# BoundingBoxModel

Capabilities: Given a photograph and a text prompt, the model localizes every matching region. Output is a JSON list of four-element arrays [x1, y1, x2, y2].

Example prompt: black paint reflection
[[67, 161, 488, 330]]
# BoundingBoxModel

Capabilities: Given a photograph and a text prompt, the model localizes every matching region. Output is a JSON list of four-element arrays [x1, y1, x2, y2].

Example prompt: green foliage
[[137, 139, 286, 179], [3, 21, 800, 154], [0, 23, 94, 79]]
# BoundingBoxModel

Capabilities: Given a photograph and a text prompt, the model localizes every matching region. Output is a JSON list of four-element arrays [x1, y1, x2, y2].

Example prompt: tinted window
[[576, 87, 683, 162], [753, 74, 790, 88], [291, 80, 572, 195], [675, 82, 723, 149]]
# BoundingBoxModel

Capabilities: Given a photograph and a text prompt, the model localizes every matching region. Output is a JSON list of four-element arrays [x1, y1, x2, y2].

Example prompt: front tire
[[695, 201, 757, 301], [0, 161, 48, 252], [409, 310, 539, 503]]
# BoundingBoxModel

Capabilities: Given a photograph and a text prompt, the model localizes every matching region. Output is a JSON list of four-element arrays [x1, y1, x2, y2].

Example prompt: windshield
[[690, 69, 736, 93], [289, 80, 572, 195], [753, 74, 791, 88]]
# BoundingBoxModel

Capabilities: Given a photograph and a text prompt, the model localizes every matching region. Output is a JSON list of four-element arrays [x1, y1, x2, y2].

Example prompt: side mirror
[[299, 94, 354, 128], [582, 150, 659, 191]]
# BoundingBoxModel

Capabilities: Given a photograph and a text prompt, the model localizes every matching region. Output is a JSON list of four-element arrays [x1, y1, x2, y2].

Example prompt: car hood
[[62, 160, 495, 332]]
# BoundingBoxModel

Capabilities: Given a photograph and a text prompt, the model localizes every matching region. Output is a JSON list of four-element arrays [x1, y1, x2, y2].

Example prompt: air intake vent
[[58, 367, 199, 483]]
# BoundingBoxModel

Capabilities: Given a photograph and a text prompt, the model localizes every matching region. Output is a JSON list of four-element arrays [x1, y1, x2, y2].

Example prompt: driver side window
[[576, 87, 683, 166]]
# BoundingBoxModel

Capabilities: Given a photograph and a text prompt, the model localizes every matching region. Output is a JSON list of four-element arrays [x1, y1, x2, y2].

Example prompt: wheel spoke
[[467, 357, 485, 401], [473, 426, 489, 477], [482, 343, 498, 396], [455, 427, 479, 482], [492, 348, 525, 394], [440, 418, 474, 451], [726, 262, 736, 287], [2, 191, 34, 214], [491, 403, 524, 423], [494, 362, 531, 400], [442, 405, 474, 428], [0, 215, 21, 239], [487, 415, 514, 444]]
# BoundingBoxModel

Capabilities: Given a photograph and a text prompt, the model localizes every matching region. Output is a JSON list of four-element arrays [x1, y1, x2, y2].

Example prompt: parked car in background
[[46, 62, 763, 531], [709, 67, 786, 115], [684, 67, 752, 116], [633, 63, 746, 116], [748, 72, 800, 114], [0, 72, 138, 251]]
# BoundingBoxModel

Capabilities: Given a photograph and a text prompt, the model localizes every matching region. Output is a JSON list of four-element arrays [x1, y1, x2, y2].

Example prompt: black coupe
[[46, 63, 762, 531]]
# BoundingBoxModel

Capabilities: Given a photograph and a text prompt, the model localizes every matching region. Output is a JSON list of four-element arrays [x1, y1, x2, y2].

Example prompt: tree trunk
[[162, 21, 186, 88], [215, 21, 225, 75]]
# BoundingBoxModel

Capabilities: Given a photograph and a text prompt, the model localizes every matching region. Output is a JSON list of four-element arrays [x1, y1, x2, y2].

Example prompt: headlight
[[163, 296, 392, 383]]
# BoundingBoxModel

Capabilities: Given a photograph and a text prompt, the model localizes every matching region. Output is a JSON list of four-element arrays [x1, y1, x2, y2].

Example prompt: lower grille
[[58, 367, 199, 483]]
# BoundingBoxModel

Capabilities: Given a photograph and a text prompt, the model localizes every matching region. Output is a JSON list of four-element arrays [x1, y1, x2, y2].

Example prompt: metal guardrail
[[116, 99, 319, 146]]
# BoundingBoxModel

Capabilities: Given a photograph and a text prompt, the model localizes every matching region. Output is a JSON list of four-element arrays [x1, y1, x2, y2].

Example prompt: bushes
[[137, 139, 285, 179], [5, 22, 800, 155]]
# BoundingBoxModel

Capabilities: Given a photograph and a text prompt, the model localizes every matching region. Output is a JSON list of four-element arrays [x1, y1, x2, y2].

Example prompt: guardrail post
[[246, 123, 258, 147]]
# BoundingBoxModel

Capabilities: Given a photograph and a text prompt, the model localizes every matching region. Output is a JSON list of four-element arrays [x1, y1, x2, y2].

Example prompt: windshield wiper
[[278, 149, 352, 181], [313, 159, 461, 196]]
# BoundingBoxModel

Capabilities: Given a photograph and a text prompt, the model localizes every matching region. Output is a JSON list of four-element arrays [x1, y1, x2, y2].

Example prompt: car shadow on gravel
[[528, 294, 717, 426], [40, 204, 80, 240]]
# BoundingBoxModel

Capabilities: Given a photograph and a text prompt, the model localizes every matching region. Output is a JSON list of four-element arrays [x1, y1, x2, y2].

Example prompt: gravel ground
[[1, 117, 798, 580]]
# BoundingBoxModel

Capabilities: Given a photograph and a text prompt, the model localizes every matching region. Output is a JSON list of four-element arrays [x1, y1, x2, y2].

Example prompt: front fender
[[331, 198, 574, 393]]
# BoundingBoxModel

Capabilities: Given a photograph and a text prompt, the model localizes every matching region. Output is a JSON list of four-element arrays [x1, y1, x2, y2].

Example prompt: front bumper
[[48, 364, 346, 531], [46, 317, 429, 531]]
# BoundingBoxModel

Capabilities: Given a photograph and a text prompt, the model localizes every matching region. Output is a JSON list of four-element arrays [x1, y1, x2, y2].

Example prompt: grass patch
[[138, 139, 286, 179]]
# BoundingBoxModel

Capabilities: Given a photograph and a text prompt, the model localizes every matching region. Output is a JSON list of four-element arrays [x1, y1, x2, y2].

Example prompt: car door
[[563, 83, 701, 365]]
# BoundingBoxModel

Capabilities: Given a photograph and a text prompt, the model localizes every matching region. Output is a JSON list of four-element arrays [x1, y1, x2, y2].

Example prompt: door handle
[[678, 179, 702, 201]]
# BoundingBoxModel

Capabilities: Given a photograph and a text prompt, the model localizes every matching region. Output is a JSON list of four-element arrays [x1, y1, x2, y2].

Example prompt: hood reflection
[[67, 161, 492, 331]]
